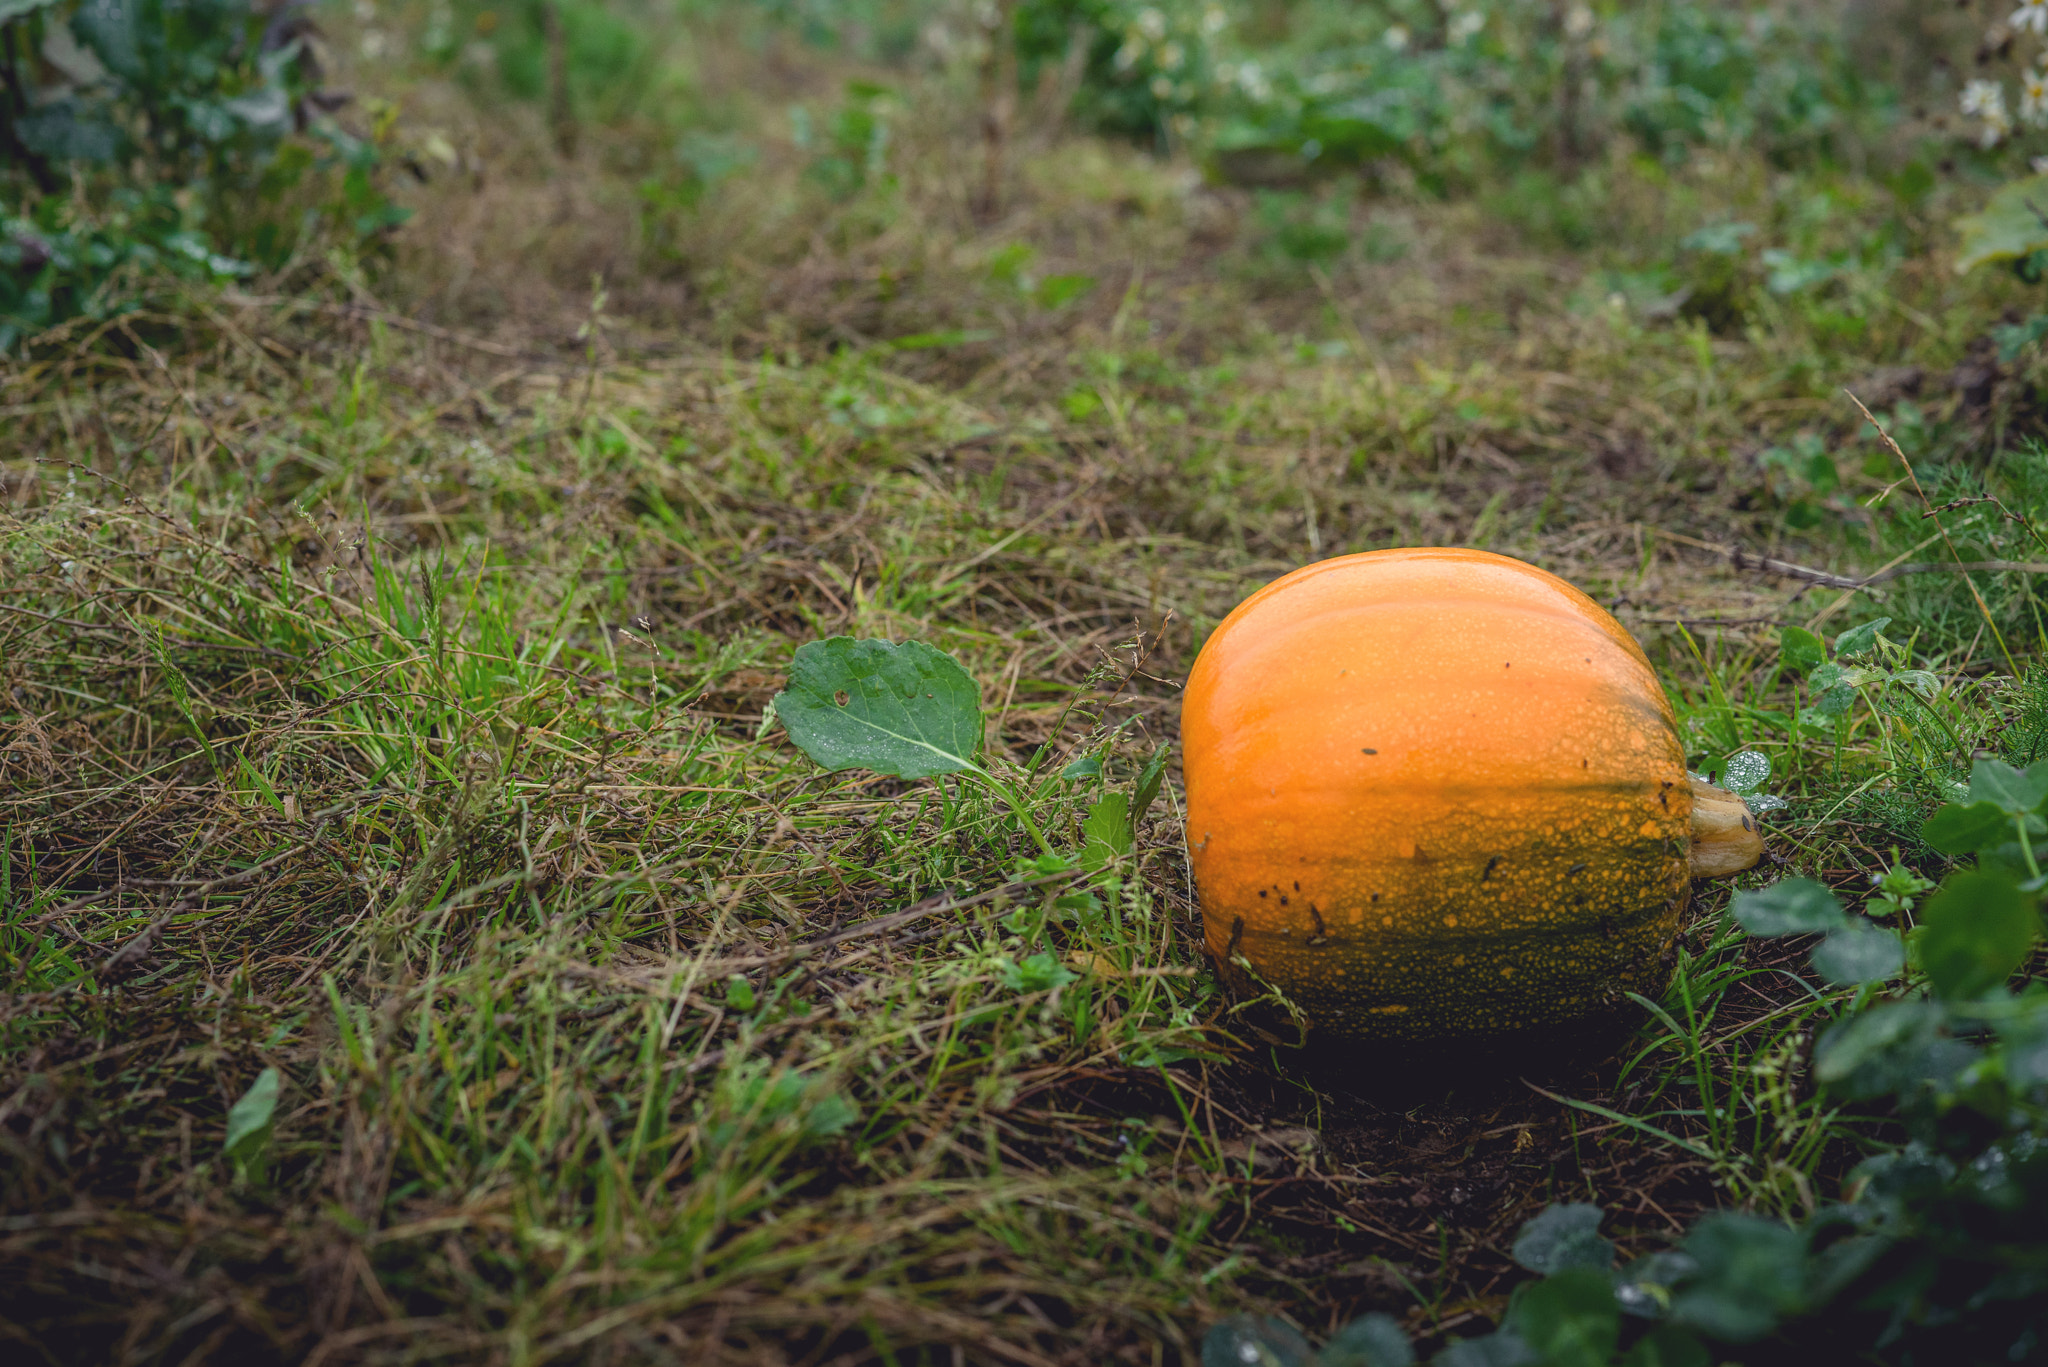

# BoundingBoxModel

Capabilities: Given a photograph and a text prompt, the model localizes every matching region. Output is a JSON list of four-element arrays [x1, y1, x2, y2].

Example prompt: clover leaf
[[1731, 880, 1847, 936]]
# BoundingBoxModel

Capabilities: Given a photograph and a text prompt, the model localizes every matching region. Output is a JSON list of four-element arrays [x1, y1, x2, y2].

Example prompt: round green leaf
[[1321, 1313, 1415, 1367], [1813, 1001, 1956, 1100], [1620, 1325, 1710, 1367], [1810, 921, 1904, 986], [1955, 174, 2048, 273], [1777, 626, 1825, 672], [1201, 1316, 1312, 1367], [1511, 1203, 1614, 1275], [773, 637, 984, 780], [1966, 758, 2048, 816], [1921, 801, 2013, 857], [1504, 1269, 1619, 1367], [1919, 870, 2041, 1002], [1721, 750, 1770, 796], [1730, 879, 1847, 937], [1670, 1213, 1806, 1344], [1996, 999, 2048, 1088]]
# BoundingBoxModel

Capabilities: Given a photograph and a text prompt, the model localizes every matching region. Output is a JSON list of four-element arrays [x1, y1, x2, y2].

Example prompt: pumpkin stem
[[1689, 776, 1763, 878]]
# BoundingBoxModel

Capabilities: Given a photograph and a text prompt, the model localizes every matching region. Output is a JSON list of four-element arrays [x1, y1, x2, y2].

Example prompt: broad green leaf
[[774, 638, 983, 780], [1832, 617, 1891, 658], [1998, 999, 2048, 1088], [1081, 791, 1133, 870], [1803, 1233, 1893, 1307], [1892, 669, 1940, 698], [1504, 1269, 1619, 1367], [1680, 221, 1756, 255], [1921, 801, 2013, 856], [1059, 755, 1103, 780], [1033, 273, 1097, 309], [1814, 1001, 1955, 1100], [1721, 750, 1770, 795], [1619, 1325, 1710, 1367], [1133, 746, 1169, 828], [998, 951, 1076, 993], [1966, 757, 2048, 815], [1200, 1316, 1312, 1367], [724, 975, 756, 1011], [1954, 173, 2048, 273], [16, 106, 124, 163], [1811, 683, 1855, 718], [704, 1065, 857, 1153], [1670, 1213, 1806, 1343], [1511, 1203, 1613, 1275], [1777, 626, 1825, 671], [1730, 879, 1847, 937], [1811, 921, 1904, 986], [224, 1067, 281, 1161], [1919, 870, 2040, 1001], [804, 1089, 859, 1140], [1614, 1251, 1697, 1318], [1320, 1313, 1415, 1367], [71, 0, 142, 81], [1763, 248, 1842, 294]]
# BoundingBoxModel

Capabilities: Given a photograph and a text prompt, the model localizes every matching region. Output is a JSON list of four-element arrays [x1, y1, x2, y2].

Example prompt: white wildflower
[[1202, 4, 1227, 36], [2023, 68, 2048, 125], [1136, 7, 1167, 41], [1151, 74, 1174, 100], [1385, 24, 1410, 52], [1963, 79, 2012, 145], [1114, 41, 1143, 72], [2014, 0, 2048, 35], [1565, 5, 1595, 39], [1449, 11, 1485, 45], [1962, 78, 2007, 121], [1158, 41, 1184, 72]]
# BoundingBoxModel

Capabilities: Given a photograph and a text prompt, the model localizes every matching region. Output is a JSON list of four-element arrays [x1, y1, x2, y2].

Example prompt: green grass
[[4, 4, 2048, 1363]]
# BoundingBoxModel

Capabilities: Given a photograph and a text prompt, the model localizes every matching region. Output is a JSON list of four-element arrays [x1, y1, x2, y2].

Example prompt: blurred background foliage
[[0, 0, 412, 349], [0, 0, 2009, 348], [3, 0, 2046, 574]]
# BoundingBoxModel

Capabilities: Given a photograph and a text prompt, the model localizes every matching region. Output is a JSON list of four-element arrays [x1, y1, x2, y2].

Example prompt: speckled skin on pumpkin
[[1182, 548, 1693, 1045]]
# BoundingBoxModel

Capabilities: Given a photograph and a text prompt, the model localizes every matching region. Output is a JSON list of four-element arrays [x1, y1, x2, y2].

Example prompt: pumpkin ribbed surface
[[1182, 548, 1692, 1044]]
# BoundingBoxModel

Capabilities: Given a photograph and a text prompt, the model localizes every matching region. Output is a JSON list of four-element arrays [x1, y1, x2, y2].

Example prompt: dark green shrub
[[1008, 0, 1887, 189], [1, 0, 403, 350]]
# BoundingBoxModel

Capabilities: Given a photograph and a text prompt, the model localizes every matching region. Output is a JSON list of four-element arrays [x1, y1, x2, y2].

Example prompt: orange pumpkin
[[1180, 548, 1759, 1045]]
